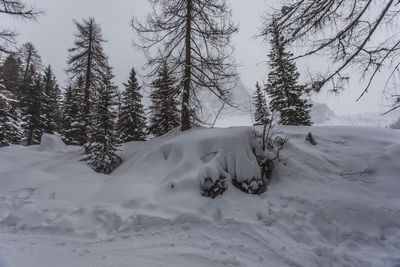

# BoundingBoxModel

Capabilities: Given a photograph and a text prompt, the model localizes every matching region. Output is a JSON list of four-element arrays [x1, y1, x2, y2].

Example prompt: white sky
[[1, 0, 393, 115]]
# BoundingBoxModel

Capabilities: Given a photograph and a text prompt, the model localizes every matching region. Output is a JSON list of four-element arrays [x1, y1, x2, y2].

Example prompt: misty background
[[1, 0, 392, 116]]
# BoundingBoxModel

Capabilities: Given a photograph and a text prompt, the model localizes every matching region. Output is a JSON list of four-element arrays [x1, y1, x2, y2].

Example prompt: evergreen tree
[[0, 55, 22, 145], [0, 78, 21, 146], [118, 67, 146, 142], [21, 69, 45, 145], [253, 82, 270, 125], [62, 77, 86, 145], [84, 67, 121, 174], [265, 20, 312, 126], [148, 63, 180, 137], [67, 17, 109, 141], [1, 54, 23, 100], [42, 65, 61, 134]]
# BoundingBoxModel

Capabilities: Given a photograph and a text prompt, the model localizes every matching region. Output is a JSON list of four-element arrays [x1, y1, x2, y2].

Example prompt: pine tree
[[1, 54, 23, 100], [67, 17, 109, 141], [0, 78, 21, 146], [62, 77, 86, 145], [118, 67, 146, 142], [0, 55, 22, 146], [84, 67, 121, 174], [253, 82, 270, 125], [42, 65, 61, 134], [21, 69, 45, 145], [148, 63, 180, 137], [265, 20, 312, 126]]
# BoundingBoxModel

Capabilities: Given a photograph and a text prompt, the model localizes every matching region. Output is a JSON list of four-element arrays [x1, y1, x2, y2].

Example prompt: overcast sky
[[1, 0, 392, 115]]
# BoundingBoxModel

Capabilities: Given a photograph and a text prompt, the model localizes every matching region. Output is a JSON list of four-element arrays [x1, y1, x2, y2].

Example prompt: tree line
[[0, 17, 182, 173], [2, 0, 398, 174]]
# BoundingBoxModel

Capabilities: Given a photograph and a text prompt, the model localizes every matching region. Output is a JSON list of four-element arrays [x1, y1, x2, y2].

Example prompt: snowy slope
[[1, 127, 400, 267]]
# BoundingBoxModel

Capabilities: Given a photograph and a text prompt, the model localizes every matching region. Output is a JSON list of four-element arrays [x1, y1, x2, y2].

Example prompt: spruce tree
[[42, 65, 61, 134], [0, 55, 22, 145], [1, 54, 23, 100], [253, 82, 270, 125], [21, 69, 45, 145], [266, 20, 312, 126], [62, 77, 86, 145], [84, 67, 121, 174], [148, 63, 180, 137], [67, 18, 109, 141], [0, 78, 21, 146], [118, 67, 146, 142]]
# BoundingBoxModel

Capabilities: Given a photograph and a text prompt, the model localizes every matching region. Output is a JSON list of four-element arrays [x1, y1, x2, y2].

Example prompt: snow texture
[[1, 126, 400, 266]]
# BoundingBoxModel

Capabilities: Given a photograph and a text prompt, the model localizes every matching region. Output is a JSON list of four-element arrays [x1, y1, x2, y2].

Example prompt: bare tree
[[0, 0, 41, 53], [67, 18, 109, 123], [262, 0, 400, 112], [19, 42, 42, 81], [132, 0, 239, 131]]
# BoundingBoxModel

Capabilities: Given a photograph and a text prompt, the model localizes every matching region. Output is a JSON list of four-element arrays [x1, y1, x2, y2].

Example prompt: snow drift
[[1, 126, 400, 267]]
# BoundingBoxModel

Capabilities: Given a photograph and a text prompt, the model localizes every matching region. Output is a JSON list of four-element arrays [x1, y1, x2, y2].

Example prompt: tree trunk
[[84, 22, 93, 119], [181, 0, 192, 131]]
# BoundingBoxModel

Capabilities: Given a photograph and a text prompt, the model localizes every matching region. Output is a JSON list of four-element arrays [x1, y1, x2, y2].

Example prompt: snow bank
[[1, 126, 400, 267]]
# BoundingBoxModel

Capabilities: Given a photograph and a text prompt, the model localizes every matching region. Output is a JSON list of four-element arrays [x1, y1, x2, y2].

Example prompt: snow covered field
[[1, 126, 400, 267]]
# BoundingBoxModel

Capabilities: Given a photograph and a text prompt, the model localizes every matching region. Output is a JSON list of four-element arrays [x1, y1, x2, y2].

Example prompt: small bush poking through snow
[[201, 176, 228, 199], [198, 152, 229, 198]]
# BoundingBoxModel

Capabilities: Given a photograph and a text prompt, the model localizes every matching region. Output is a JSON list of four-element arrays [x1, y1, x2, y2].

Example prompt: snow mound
[[1, 126, 400, 267], [39, 134, 66, 152]]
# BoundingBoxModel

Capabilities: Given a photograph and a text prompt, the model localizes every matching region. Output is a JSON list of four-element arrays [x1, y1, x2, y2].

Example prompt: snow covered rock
[[39, 134, 66, 152]]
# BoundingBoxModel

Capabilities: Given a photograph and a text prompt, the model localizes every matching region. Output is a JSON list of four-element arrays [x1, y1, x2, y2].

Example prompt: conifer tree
[[148, 63, 180, 137], [0, 55, 22, 145], [42, 65, 61, 134], [0, 78, 21, 146], [265, 20, 312, 126], [118, 67, 146, 142], [84, 67, 121, 174], [21, 69, 45, 145], [1, 54, 22, 99], [62, 77, 86, 145], [67, 17, 109, 141], [253, 82, 270, 125]]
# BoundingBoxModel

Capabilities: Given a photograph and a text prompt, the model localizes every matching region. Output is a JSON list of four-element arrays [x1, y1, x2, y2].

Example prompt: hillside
[[1, 126, 400, 266]]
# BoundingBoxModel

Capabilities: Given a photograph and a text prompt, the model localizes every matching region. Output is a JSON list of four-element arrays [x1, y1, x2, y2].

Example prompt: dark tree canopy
[[42, 65, 61, 134], [21, 70, 45, 145], [0, 74, 21, 146], [133, 0, 239, 130], [62, 79, 86, 146], [262, 0, 400, 112]]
